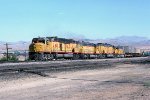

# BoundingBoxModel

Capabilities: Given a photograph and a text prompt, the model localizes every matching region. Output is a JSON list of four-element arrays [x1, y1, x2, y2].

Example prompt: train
[[29, 36, 124, 61]]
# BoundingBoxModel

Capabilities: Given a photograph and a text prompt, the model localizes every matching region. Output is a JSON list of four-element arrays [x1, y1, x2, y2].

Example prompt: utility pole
[[4, 43, 12, 61], [22, 42, 28, 61], [24, 50, 28, 61]]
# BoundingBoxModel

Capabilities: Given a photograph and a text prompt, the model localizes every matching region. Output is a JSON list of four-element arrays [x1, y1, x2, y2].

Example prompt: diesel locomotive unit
[[29, 37, 124, 60]]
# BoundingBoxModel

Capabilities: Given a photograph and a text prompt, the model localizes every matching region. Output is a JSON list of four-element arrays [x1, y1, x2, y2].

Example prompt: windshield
[[32, 38, 45, 43]]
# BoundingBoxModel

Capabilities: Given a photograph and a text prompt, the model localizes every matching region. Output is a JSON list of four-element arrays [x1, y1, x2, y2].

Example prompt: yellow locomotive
[[29, 36, 124, 60]]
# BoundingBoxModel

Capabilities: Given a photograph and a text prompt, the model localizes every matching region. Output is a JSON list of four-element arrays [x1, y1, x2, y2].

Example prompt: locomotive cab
[[29, 38, 46, 52], [29, 37, 46, 60]]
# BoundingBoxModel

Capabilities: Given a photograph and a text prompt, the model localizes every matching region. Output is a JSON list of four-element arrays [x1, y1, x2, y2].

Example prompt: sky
[[0, 0, 150, 42]]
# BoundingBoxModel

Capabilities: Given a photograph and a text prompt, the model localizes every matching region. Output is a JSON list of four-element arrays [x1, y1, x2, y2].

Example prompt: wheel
[[73, 54, 79, 60], [47, 54, 54, 60], [34, 53, 39, 61], [34, 53, 44, 61], [80, 54, 85, 59], [53, 53, 58, 60]]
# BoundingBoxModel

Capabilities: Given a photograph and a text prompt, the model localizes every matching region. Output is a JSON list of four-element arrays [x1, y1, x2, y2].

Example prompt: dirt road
[[0, 57, 150, 100]]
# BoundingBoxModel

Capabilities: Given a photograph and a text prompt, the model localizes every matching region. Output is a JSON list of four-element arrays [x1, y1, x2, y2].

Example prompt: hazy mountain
[[81, 36, 150, 49], [114, 36, 148, 43], [0, 41, 30, 52]]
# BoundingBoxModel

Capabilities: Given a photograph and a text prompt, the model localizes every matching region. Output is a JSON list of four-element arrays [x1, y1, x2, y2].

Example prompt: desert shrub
[[0, 54, 18, 62], [10, 55, 18, 61], [0, 57, 7, 61]]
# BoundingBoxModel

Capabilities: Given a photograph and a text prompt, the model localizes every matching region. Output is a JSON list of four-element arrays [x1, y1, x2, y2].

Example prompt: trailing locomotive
[[29, 37, 124, 60]]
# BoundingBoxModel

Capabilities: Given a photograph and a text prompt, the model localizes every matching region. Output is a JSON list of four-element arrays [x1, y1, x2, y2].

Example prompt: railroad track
[[0, 57, 148, 77]]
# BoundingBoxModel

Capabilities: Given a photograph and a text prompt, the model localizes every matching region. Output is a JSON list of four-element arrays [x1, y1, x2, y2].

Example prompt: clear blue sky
[[0, 0, 150, 42]]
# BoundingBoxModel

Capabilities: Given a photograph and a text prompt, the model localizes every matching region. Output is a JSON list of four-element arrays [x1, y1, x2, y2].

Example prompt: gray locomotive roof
[[46, 37, 78, 44], [96, 43, 114, 47], [32, 37, 121, 48], [79, 41, 95, 46]]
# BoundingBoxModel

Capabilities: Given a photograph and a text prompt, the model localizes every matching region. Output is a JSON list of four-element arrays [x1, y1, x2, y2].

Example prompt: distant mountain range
[[81, 36, 150, 49], [0, 41, 30, 52], [0, 36, 150, 52]]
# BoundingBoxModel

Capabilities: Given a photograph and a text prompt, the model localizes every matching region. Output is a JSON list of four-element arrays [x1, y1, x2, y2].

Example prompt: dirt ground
[[0, 57, 150, 100]]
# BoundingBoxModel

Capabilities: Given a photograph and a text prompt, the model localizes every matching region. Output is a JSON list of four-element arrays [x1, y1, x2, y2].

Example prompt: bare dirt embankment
[[0, 57, 150, 100]]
